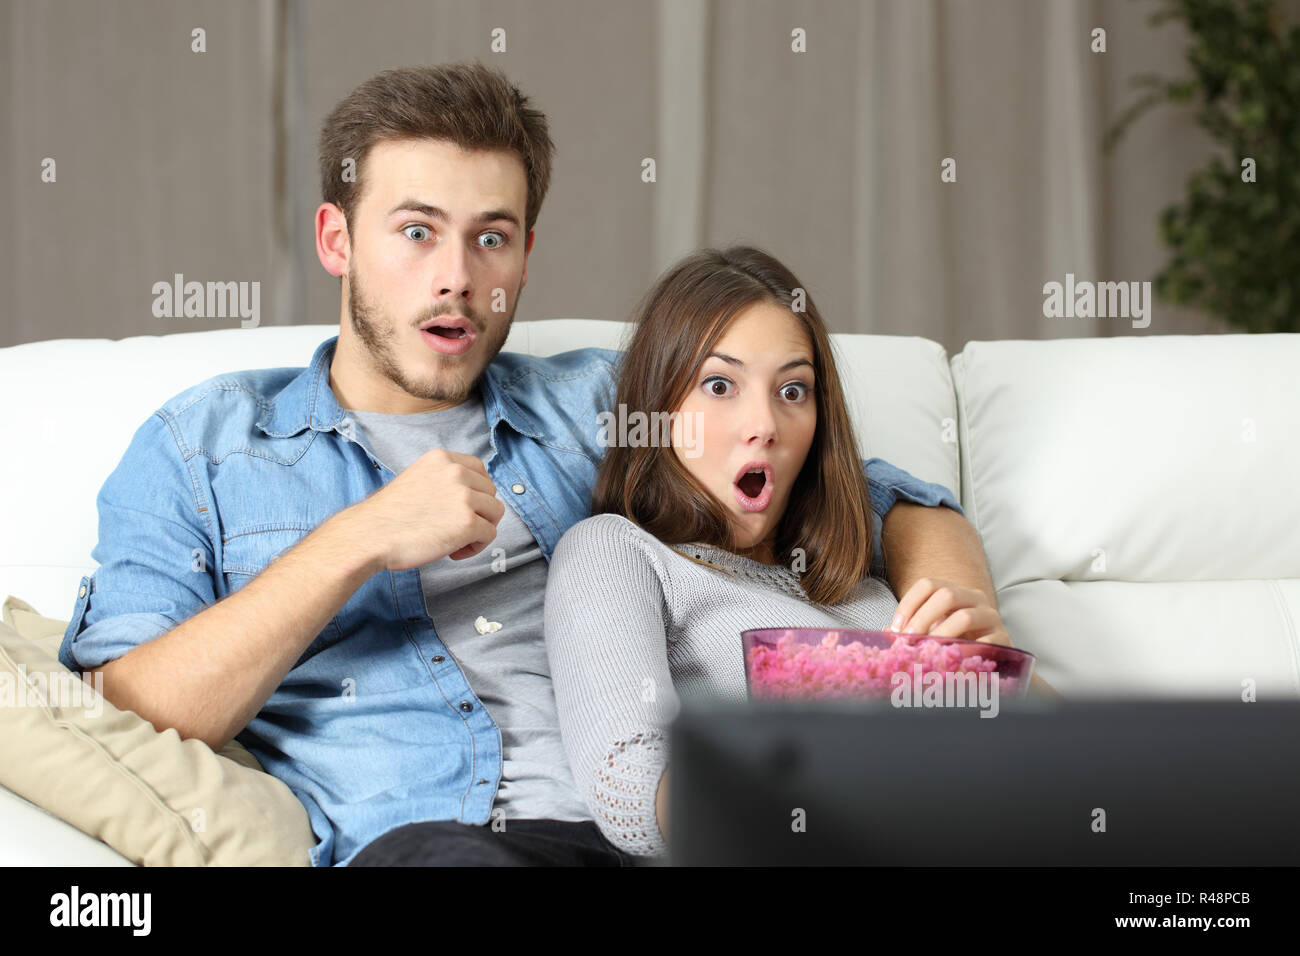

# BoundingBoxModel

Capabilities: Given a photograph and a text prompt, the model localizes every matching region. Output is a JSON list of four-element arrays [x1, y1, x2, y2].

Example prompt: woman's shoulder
[[559, 511, 650, 544], [554, 513, 674, 569]]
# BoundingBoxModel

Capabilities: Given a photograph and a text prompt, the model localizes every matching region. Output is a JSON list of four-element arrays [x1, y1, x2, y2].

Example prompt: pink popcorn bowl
[[741, 628, 1035, 703]]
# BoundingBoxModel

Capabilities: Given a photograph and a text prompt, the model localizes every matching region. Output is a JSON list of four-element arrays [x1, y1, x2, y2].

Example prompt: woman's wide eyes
[[402, 225, 506, 248], [700, 376, 811, 401], [781, 383, 811, 402], [702, 376, 734, 396]]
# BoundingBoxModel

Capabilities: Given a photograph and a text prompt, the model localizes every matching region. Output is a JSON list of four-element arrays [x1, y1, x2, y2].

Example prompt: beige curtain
[[2, 0, 1238, 354]]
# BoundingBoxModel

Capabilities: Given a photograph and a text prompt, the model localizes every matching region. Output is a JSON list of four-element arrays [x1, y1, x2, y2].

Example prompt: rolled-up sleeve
[[863, 457, 963, 578], [57, 412, 216, 672]]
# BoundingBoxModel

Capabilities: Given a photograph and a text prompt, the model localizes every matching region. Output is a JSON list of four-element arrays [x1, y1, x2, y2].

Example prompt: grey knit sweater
[[542, 512, 900, 857]]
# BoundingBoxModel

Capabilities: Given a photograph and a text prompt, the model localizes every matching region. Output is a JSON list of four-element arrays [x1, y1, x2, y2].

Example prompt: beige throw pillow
[[0, 595, 316, 865]]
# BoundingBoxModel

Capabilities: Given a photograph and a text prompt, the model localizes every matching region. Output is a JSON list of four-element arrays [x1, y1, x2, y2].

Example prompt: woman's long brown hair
[[591, 246, 875, 605]]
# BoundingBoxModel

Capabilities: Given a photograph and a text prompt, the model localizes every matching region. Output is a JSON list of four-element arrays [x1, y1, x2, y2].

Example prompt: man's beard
[[346, 261, 516, 406]]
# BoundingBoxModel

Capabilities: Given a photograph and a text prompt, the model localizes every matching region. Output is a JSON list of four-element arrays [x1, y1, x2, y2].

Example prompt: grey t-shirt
[[348, 391, 591, 824]]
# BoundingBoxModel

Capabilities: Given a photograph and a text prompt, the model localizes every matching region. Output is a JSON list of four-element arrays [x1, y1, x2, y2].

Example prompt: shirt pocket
[[220, 525, 345, 661]]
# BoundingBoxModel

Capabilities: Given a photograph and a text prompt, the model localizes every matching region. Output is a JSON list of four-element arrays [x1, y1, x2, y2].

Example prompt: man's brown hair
[[318, 60, 555, 234], [591, 246, 877, 605]]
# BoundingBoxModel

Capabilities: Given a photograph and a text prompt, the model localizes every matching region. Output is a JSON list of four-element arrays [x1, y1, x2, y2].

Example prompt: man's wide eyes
[[401, 225, 506, 248]]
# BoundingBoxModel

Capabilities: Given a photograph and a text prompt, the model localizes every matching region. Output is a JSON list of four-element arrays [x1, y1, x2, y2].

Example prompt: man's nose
[[432, 238, 473, 304]]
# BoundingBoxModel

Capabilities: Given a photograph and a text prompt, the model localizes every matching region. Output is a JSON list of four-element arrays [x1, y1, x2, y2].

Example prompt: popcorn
[[745, 631, 1020, 700], [474, 616, 502, 634]]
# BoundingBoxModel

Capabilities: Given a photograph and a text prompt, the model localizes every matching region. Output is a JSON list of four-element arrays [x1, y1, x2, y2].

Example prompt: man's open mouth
[[420, 316, 476, 337], [419, 316, 478, 355]]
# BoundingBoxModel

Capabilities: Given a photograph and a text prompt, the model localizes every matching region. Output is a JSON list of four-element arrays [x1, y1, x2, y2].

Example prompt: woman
[[543, 246, 1031, 860]]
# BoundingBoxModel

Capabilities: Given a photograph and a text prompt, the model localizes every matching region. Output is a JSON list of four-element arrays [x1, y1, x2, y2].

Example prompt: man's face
[[334, 138, 531, 412]]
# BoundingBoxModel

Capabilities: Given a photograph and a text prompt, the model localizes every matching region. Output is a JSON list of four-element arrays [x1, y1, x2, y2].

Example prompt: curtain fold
[[1, 0, 1230, 351]]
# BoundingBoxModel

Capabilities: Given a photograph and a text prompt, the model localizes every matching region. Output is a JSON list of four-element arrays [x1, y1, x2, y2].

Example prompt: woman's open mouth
[[733, 461, 774, 512]]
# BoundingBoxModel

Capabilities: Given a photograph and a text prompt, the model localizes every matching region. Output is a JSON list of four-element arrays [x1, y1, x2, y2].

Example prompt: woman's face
[[672, 301, 817, 563]]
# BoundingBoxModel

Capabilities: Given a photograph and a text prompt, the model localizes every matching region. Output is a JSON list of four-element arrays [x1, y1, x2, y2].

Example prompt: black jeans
[[347, 819, 645, 867]]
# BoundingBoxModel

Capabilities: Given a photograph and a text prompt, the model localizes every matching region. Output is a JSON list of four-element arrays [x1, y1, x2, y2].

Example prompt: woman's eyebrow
[[780, 358, 815, 373], [707, 351, 814, 373]]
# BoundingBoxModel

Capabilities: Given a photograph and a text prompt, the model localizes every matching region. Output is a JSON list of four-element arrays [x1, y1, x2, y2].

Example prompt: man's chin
[[405, 351, 491, 401], [409, 367, 480, 404]]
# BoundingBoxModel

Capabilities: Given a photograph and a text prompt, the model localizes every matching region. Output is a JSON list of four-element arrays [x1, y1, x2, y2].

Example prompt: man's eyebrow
[[707, 351, 814, 374], [386, 201, 520, 229]]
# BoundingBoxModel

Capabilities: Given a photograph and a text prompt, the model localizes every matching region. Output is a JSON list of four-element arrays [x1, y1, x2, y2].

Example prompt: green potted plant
[[1104, 0, 1300, 333]]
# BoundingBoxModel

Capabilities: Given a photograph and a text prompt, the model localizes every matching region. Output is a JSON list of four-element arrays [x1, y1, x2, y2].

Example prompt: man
[[57, 61, 1007, 867]]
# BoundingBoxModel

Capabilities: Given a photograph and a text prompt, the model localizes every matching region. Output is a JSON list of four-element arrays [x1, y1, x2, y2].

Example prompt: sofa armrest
[[0, 784, 135, 866]]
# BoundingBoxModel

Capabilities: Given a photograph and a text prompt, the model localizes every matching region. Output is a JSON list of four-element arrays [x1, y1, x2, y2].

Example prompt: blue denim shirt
[[57, 334, 963, 866]]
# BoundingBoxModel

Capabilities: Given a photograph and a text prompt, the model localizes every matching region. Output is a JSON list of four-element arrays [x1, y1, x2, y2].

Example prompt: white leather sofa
[[2, 321, 1297, 865]]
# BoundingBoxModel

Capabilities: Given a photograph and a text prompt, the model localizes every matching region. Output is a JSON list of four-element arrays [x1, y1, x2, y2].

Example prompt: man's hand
[[890, 576, 1062, 698], [889, 577, 1007, 643], [880, 500, 998, 614], [345, 448, 507, 571]]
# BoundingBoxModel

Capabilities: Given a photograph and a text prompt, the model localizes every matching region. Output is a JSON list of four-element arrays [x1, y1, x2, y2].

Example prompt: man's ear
[[316, 202, 350, 278], [520, 229, 535, 291]]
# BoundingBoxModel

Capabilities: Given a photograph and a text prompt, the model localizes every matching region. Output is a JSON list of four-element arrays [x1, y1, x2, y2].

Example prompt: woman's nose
[[741, 396, 778, 446]]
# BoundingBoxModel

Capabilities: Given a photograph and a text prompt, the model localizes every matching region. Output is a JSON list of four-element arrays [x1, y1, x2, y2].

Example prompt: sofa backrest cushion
[[0, 322, 958, 619], [951, 334, 1300, 696]]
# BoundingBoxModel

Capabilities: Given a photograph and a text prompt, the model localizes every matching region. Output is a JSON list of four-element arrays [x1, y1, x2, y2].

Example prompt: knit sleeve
[[544, 514, 679, 857]]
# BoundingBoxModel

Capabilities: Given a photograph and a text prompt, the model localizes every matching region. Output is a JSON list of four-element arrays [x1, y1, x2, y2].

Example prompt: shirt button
[[431, 655, 445, 663], [406, 616, 421, 624], [78, 584, 87, 598], [459, 701, 473, 713], [477, 779, 489, 786], [511, 483, 525, 494]]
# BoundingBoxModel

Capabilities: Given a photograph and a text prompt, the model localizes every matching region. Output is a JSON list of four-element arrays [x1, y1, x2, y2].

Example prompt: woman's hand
[[656, 767, 670, 841], [890, 577, 1011, 645]]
